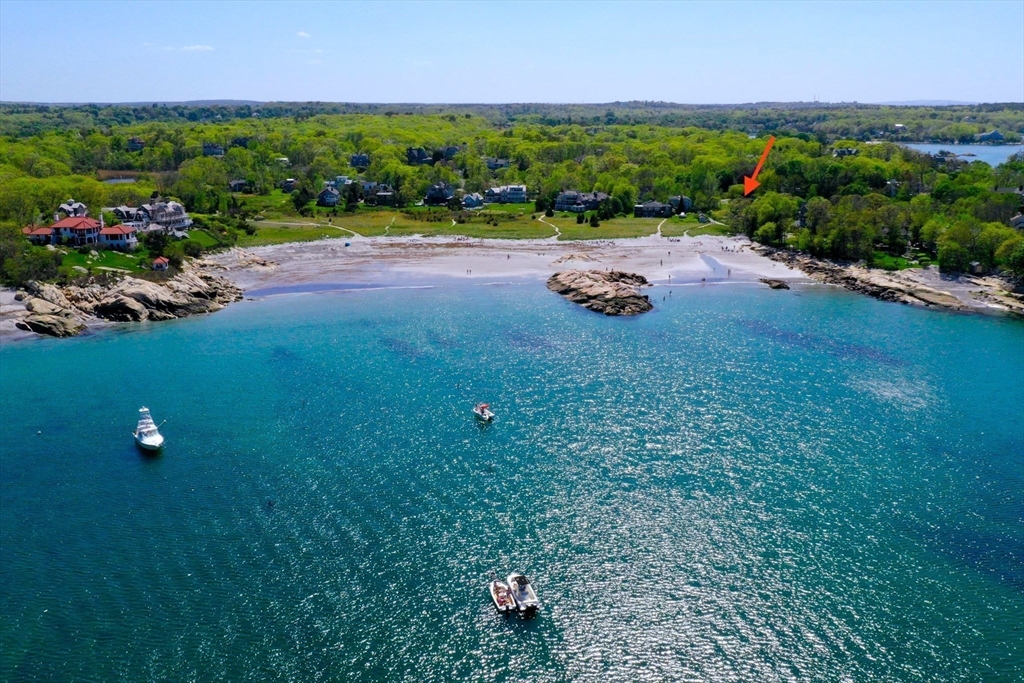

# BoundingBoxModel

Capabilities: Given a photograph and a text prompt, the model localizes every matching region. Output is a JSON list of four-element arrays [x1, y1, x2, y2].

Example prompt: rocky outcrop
[[547, 269, 653, 316], [16, 314, 85, 337], [763, 249, 966, 310], [759, 278, 790, 290], [16, 264, 243, 338]]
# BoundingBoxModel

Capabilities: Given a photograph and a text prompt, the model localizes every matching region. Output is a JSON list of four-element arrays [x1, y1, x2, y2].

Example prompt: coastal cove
[[2, 280, 1022, 681]]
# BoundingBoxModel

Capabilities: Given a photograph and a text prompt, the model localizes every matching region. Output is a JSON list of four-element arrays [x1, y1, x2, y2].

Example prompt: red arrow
[[743, 136, 776, 196]]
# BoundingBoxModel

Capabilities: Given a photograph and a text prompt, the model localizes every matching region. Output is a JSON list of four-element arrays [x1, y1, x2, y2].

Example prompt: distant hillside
[[0, 100, 1021, 142]]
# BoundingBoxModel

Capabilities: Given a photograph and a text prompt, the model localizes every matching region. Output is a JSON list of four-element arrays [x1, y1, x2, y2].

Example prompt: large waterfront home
[[106, 199, 192, 235], [554, 190, 608, 212], [462, 192, 484, 208], [24, 212, 138, 250], [424, 182, 455, 206], [633, 200, 674, 218], [484, 185, 528, 204]]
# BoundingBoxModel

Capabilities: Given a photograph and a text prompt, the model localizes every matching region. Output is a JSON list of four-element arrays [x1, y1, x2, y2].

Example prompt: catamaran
[[134, 407, 165, 451], [507, 573, 540, 613], [473, 403, 495, 421]]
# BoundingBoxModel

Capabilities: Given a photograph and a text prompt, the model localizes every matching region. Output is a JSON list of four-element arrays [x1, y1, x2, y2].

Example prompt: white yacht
[[134, 407, 165, 451], [473, 403, 495, 421], [507, 573, 540, 613]]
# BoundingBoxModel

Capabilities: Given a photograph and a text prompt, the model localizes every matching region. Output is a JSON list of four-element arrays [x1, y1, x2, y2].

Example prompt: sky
[[1, 0, 1022, 105]]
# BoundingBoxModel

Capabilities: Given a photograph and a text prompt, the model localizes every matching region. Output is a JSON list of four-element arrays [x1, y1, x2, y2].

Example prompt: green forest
[[1, 102, 1023, 284]]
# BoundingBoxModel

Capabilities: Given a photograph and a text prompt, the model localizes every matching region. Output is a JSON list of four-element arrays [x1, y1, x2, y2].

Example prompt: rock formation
[[15, 263, 243, 338], [759, 278, 790, 290], [547, 269, 653, 316]]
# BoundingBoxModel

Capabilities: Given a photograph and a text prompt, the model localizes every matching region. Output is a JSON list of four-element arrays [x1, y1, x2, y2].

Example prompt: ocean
[[902, 143, 1024, 167], [1, 281, 1022, 681]]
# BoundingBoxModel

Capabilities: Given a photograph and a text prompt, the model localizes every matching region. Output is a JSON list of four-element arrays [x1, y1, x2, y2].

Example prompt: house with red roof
[[99, 224, 138, 251], [51, 215, 102, 246], [21, 225, 55, 246], [152, 256, 170, 271]]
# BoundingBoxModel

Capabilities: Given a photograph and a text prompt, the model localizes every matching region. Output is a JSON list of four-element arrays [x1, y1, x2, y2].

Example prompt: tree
[[937, 240, 970, 272], [998, 237, 1024, 276], [589, 213, 599, 227], [576, 213, 585, 224], [292, 182, 314, 213], [535, 197, 548, 212]]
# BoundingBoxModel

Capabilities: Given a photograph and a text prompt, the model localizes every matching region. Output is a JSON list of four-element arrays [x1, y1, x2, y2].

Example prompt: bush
[[181, 240, 203, 257], [576, 213, 585, 224], [2, 247, 62, 285], [589, 213, 600, 227], [544, 208, 554, 217]]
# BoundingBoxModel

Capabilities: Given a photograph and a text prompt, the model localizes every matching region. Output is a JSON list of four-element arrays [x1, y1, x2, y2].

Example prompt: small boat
[[473, 403, 495, 421], [488, 578, 516, 614], [134, 407, 165, 451], [507, 572, 540, 613]]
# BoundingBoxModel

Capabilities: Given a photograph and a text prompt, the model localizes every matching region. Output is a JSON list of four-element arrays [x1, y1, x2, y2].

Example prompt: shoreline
[[4, 231, 1022, 342]]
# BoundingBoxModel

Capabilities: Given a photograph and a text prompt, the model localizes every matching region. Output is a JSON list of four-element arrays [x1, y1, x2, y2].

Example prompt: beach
[[200, 233, 801, 291]]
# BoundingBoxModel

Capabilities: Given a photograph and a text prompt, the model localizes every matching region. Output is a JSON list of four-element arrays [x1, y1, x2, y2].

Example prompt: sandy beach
[[200, 233, 801, 292]]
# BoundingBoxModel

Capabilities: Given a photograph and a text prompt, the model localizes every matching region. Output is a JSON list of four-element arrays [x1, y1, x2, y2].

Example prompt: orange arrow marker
[[743, 136, 776, 196]]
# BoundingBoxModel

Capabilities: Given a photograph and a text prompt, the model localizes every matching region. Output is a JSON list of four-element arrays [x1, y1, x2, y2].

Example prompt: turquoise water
[[903, 143, 1024, 167], [1, 281, 1022, 681]]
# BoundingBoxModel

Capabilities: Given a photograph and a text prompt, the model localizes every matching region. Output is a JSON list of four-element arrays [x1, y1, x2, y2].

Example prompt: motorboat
[[473, 403, 495, 421], [488, 578, 516, 614], [507, 573, 540, 613], [134, 407, 165, 451]]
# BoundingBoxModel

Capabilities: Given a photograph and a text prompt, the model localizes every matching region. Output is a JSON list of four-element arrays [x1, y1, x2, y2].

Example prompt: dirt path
[[537, 215, 560, 239]]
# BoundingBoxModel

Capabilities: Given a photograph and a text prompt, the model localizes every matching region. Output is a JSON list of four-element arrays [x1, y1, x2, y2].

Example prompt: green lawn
[[59, 248, 151, 275], [546, 215, 662, 240], [187, 229, 222, 248], [237, 225, 349, 247], [871, 251, 922, 271]]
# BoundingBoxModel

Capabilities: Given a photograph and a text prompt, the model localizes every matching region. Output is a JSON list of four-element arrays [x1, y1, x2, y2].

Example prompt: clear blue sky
[[1, 0, 1022, 104]]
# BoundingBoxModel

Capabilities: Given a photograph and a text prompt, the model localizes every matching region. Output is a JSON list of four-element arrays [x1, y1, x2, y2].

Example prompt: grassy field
[[59, 248, 150, 276], [231, 198, 740, 246], [871, 251, 924, 270], [187, 229, 222, 248]]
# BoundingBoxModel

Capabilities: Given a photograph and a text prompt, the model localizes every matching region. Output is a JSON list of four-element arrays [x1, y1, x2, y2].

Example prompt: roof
[[51, 216, 100, 230], [100, 225, 137, 235], [153, 256, 170, 265], [22, 226, 52, 236]]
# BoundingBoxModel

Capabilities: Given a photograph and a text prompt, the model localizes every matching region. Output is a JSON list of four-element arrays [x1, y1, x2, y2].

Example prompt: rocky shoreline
[[11, 263, 242, 338], [759, 247, 1024, 316], [546, 269, 653, 316]]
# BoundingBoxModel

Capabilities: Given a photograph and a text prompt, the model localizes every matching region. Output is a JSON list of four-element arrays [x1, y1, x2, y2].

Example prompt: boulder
[[24, 297, 67, 315], [72, 266, 89, 274], [94, 295, 149, 322], [759, 278, 791, 290], [547, 270, 653, 316], [15, 314, 85, 338], [23, 281, 73, 309]]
